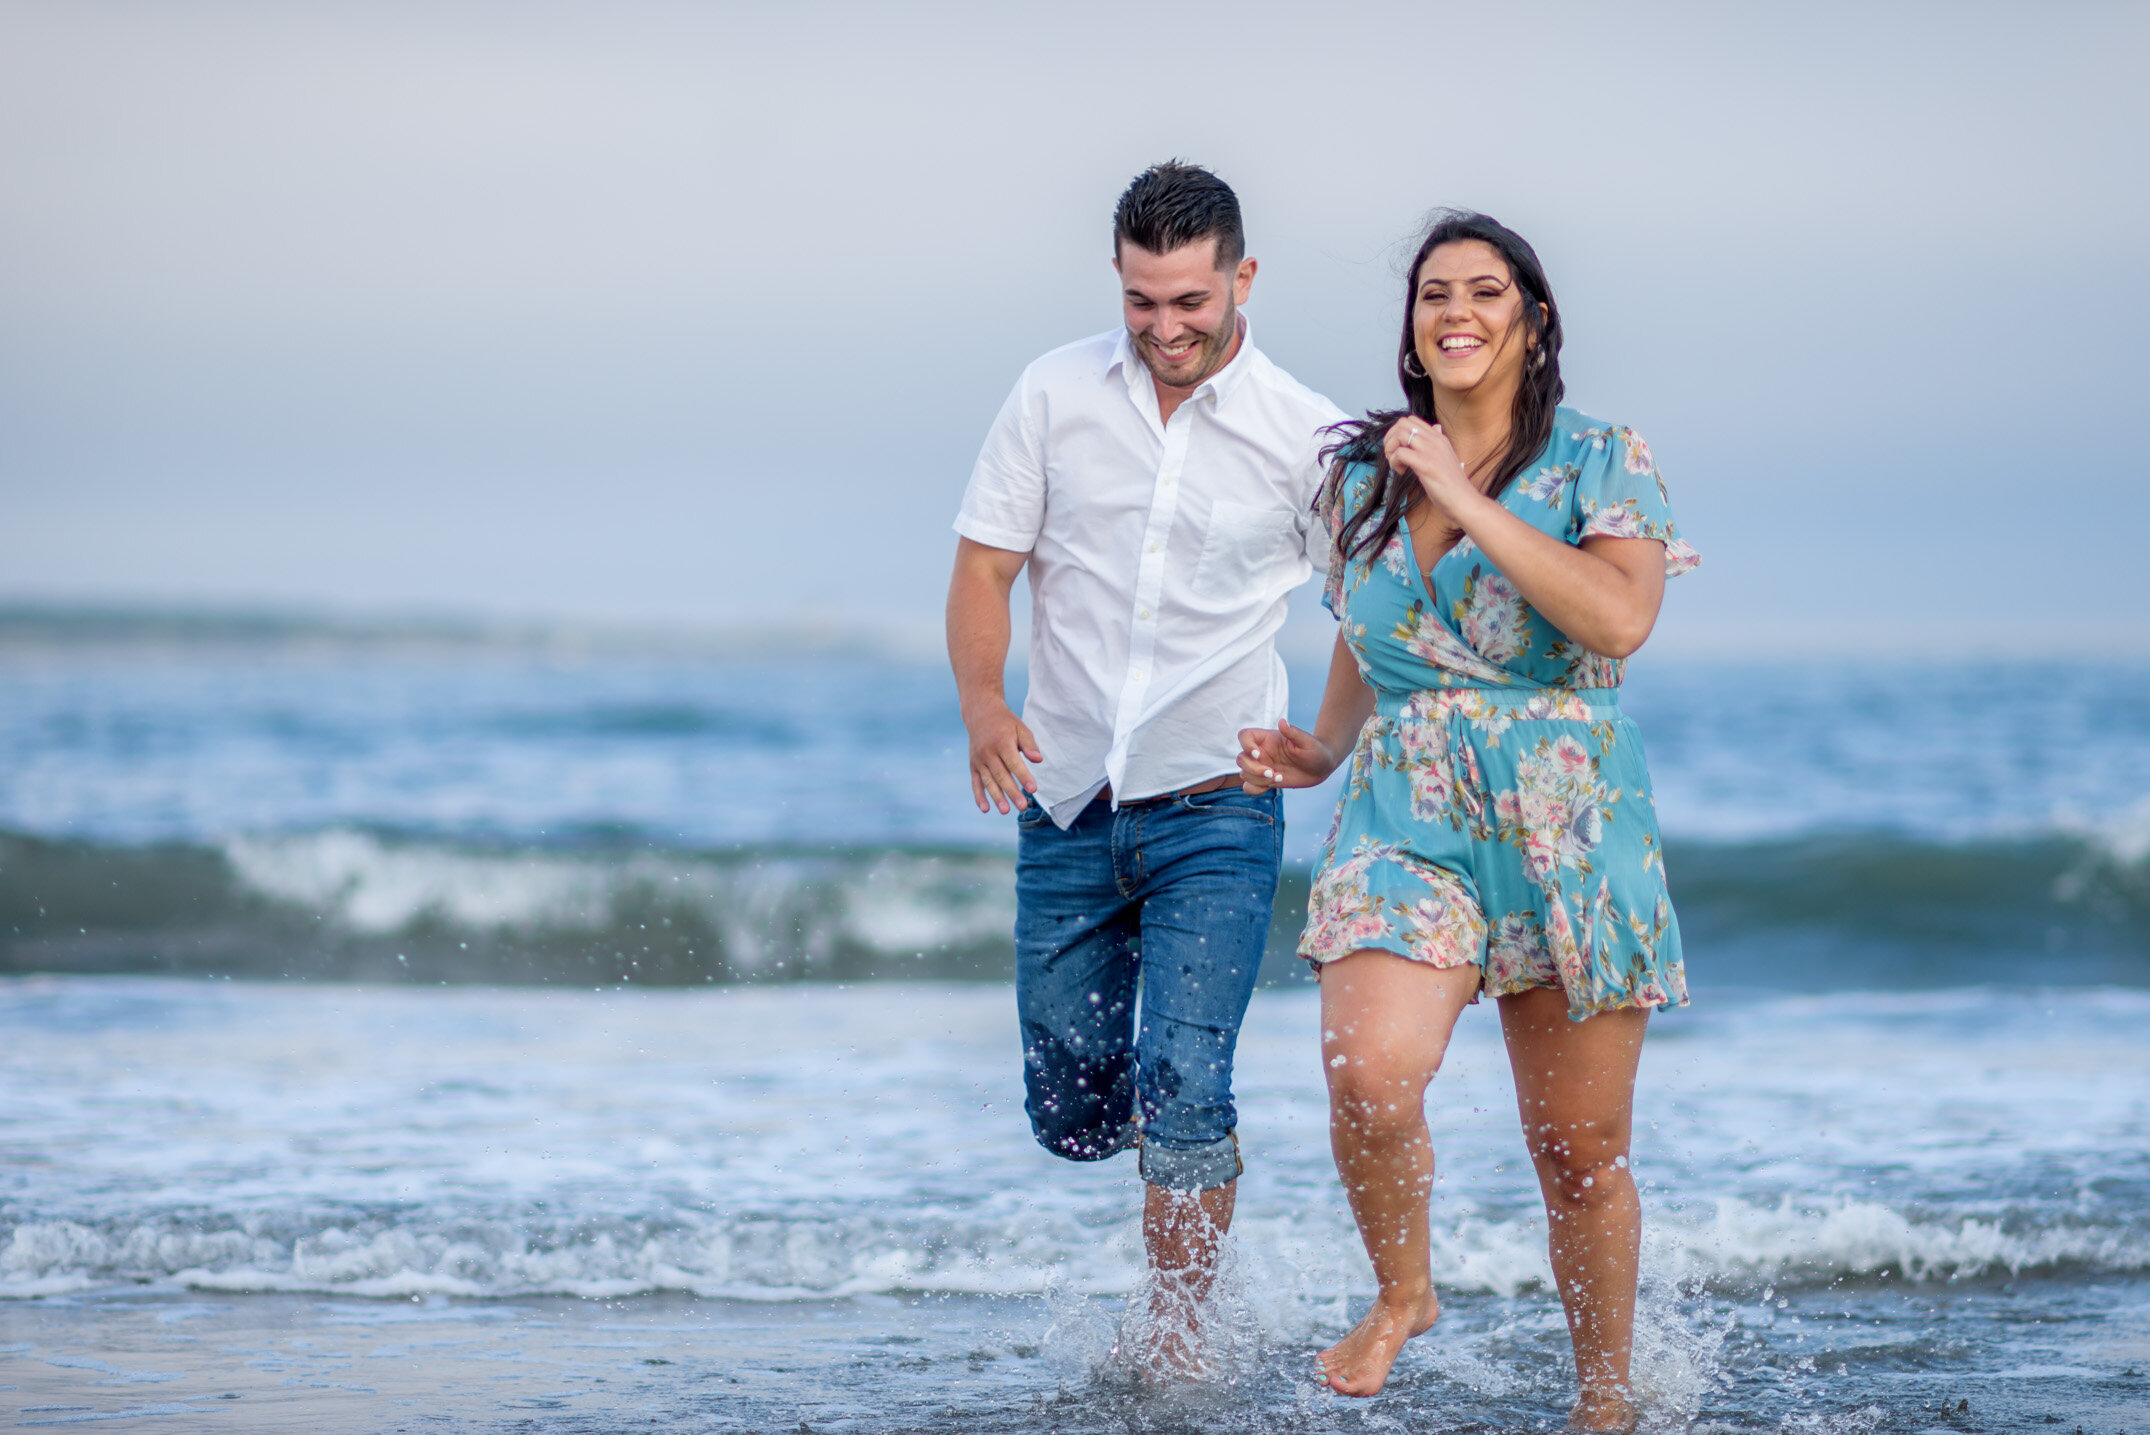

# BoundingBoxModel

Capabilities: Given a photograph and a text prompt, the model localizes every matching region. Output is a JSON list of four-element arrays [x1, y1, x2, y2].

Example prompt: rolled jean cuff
[[1138, 1131, 1242, 1192]]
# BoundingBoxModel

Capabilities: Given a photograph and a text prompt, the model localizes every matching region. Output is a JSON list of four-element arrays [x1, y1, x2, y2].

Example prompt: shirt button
[[1139, 608, 1151, 619], [1148, 542, 1159, 552]]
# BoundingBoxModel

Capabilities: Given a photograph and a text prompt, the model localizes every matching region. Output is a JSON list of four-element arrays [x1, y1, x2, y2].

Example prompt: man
[[945, 161, 1345, 1362]]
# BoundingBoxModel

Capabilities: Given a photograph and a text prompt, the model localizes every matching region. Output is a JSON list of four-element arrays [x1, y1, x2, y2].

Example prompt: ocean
[[2, 632, 2147, 1432]]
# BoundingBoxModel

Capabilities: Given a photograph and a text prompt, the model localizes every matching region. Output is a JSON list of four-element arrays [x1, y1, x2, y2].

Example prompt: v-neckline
[[1400, 476, 1519, 602], [1399, 507, 1460, 606]]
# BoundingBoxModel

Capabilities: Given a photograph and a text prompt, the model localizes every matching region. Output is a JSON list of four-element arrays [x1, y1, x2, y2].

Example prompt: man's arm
[[946, 536, 1043, 814]]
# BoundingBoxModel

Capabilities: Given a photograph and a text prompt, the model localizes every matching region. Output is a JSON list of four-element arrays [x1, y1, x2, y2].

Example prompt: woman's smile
[[1410, 238, 1538, 394]]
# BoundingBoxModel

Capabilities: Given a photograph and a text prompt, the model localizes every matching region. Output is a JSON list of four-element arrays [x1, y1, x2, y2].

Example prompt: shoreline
[[7, 1281, 2149, 1433]]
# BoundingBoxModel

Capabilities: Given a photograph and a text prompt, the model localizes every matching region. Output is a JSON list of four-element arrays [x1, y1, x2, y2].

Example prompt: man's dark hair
[[1112, 161, 1244, 269]]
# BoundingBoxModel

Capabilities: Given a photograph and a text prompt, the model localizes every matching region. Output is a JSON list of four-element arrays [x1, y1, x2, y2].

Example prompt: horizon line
[[2, 599, 2146, 663]]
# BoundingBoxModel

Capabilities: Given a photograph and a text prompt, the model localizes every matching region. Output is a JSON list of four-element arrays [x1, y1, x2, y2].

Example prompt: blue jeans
[[1014, 785, 1281, 1191]]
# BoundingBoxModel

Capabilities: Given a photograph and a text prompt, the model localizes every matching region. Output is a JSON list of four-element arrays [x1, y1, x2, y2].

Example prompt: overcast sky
[[2, 1, 2144, 651]]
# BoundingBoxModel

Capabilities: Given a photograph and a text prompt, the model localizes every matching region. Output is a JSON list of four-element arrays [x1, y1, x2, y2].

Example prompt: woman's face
[[1411, 239, 1532, 401]]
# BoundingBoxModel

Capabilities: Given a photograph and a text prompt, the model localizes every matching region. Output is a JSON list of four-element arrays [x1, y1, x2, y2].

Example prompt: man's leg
[[1124, 787, 1280, 1363], [1143, 1178, 1236, 1297], [1013, 801, 1142, 1163]]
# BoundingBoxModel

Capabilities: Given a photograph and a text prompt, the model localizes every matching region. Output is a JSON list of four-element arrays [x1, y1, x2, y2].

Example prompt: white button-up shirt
[[954, 321, 1348, 826]]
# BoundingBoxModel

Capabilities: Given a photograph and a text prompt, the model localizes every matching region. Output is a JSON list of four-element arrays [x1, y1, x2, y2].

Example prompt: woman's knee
[[1326, 1057, 1431, 1138], [1527, 1124, 1634, 1208]]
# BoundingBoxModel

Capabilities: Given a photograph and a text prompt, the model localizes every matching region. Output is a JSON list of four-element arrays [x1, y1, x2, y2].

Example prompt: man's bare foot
[[1118, 1277, 1210, 1384], [1312, 1287, 1439, 1396], [1567, 1388, 1639, 1433]]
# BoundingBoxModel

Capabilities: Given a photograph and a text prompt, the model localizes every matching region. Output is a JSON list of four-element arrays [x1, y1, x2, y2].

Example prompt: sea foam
[[5, 1197, 2142, 1303]]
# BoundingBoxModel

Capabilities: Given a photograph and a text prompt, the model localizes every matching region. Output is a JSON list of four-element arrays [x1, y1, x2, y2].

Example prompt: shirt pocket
[[1191, 499, 1301, 602]]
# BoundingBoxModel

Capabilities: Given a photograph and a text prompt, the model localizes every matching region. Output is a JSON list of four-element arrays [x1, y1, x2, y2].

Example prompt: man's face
[[1115, 238, 1258, 390]]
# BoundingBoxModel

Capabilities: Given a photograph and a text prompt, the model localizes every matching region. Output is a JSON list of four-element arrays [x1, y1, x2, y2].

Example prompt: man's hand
[[946, 536, 1036, 814], [966, 700, 1044, 814], [1236, 719, 1338, 793]]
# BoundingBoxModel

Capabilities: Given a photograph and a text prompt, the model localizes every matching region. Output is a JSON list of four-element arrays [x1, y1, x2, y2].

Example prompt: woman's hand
[[1378, 417, 1669, 659], [1237, 719, 1338, 793], [1382, 418, 1483, 528]]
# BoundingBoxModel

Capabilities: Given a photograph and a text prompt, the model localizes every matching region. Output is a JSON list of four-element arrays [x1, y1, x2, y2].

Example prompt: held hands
[[1382, 417, 1478, 525], [1237, 719, 1338, 794], [966, 700, 1043, 814]]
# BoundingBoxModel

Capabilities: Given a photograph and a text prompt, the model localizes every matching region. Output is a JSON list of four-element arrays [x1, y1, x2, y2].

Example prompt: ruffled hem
[[1296, 842, 1486, 971], [1298, 930, 1689, 1018], [1297, 826, 1689, 1020], [1299, 934, 1481, 975], [1575, 515, 1702, 577], [1483, 969, 1688, 1015]]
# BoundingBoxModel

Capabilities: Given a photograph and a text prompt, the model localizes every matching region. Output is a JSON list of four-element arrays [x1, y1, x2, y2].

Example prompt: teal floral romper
[[1302, 407, 1699, 1020]]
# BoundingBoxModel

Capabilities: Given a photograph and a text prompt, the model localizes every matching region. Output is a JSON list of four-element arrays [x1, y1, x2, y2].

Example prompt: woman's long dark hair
[[1321, 210, 1565, 564]]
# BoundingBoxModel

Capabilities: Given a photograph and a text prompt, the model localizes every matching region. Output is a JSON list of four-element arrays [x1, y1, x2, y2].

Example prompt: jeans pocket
[[1174, 787, 1277, 824]]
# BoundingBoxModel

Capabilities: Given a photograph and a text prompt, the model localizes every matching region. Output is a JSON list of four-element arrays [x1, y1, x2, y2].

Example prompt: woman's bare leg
[[1498, 988, 1649, 1432], [1315, 951, 1481, 1395]]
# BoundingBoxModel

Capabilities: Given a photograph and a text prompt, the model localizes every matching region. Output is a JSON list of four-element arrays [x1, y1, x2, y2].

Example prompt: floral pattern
[[1452, 568, 1534, 668], [1495, 732, 1618, 885], [1484, 912, 1558, 997], [1390, 603, 1516, 688], [1303, 407, 1695, 1020], [1299, 837, 1483, 970], [1517, 463, 1577, 506]]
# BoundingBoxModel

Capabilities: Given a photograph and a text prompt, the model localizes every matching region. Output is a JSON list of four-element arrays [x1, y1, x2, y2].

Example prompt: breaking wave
[[4, 1197, 2143, 1303], [0, 829, 1022, 983], [2, 821, 2146, 987]]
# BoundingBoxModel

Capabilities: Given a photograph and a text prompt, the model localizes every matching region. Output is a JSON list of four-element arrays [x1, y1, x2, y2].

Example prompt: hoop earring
[[1402, 350, 1427, 379]]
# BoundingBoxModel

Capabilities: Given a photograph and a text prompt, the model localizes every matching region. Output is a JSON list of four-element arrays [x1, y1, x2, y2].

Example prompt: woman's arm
[[1387, 422, 1666, 658], [1238, 631, 1376, 792]]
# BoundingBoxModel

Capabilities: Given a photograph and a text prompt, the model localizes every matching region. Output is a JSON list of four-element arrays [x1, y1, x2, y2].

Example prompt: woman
[[1237, 210, 1696, 1431]]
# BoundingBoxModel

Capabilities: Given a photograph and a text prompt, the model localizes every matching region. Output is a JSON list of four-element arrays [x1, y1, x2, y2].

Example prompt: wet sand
[[8, 1280, 2150, 1433], [1, 1289, 1059, 1432]]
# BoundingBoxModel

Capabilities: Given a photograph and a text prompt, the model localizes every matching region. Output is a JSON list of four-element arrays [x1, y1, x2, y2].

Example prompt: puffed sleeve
[[952, 372, 1045, 553], [1568, 425, 1699, 576]]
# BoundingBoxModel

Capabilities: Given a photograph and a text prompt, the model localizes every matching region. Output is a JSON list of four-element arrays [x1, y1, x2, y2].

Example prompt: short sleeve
[[1318, 462, 1370, 618], [952, 374, 1046, 553], [1300, 503, 1333, 596], [1294, 397, 1352, 574], [1293, 428, 1335, 579], [1569, 426, 1700, 577]]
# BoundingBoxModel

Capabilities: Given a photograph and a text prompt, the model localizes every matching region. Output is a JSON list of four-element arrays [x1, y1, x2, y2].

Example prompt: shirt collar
[[1107, 313, 1257, 407]]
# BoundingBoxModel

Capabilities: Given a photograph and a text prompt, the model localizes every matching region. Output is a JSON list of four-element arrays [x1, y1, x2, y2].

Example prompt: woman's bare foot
[[1312, 1287, 1439, 1396], [1567, 1388, 1639, 1433]]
